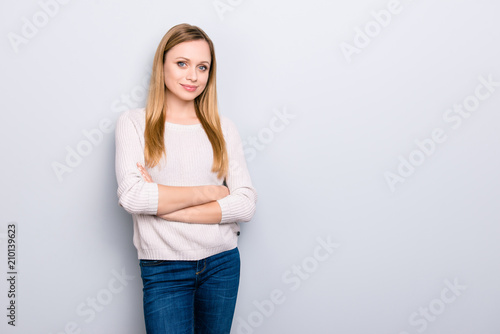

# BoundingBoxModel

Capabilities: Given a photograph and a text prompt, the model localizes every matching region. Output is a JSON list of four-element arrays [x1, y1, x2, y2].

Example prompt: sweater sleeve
[[115, 111, 159, 215], [216, 118, 258, 224]]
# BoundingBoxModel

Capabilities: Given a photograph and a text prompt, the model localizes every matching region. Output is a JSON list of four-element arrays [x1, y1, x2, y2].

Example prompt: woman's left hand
[[137, 162, 153, 183]]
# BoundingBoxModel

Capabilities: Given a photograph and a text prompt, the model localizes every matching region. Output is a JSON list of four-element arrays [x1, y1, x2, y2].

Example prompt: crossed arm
[[136, 162, 228, 224]]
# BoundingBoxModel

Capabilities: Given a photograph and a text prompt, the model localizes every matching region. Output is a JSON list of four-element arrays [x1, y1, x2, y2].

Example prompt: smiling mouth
[[180, 84, 198, 92]]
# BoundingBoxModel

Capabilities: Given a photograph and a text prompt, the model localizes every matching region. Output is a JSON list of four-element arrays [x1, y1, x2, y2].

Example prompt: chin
[[182, 91, 203, 101]]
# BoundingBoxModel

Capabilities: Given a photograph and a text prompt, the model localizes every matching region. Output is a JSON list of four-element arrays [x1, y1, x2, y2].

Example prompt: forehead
[[166, 39, 211, 62]]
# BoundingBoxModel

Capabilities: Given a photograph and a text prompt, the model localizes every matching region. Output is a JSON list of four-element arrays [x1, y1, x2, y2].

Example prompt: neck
[[164, 91, 197, 120]]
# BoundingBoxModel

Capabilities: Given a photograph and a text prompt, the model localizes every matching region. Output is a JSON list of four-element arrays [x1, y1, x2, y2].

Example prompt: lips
[[181, 84, 197, 92]]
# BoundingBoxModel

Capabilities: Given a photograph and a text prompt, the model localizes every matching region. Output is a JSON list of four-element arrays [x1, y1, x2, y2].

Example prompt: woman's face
[[163, 39, 211, 103]]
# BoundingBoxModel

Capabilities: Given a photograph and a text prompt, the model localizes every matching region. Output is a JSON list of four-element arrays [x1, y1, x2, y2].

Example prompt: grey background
[[1, 0, 499, 333]]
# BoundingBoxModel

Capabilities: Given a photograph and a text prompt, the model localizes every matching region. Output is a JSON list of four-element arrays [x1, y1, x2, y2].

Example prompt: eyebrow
[[175, 57, 210, 65]]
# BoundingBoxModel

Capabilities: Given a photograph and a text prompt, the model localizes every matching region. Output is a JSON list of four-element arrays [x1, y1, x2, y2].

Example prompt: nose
[[186, 66, 197, 82]]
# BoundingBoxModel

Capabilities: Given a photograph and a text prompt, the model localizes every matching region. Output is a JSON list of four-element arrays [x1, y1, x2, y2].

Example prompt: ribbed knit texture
[[115, 108, 257, 260]]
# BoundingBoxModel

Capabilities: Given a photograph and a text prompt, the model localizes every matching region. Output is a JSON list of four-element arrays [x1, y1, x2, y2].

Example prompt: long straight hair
[[144, 23, 228, 180]]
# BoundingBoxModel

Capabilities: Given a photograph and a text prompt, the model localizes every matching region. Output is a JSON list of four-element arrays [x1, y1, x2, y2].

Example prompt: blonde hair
[[144, 23, 228, 180]]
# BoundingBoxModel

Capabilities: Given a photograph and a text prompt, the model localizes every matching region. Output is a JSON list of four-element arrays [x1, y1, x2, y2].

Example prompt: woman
[[114, 23, 258, 333]]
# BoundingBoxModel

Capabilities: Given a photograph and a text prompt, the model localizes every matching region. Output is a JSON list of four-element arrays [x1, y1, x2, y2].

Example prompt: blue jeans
[[139, 247, 240, 334]]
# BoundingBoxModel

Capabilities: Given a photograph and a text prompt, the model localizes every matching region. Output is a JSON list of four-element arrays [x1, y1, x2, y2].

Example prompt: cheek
[[164, 76, 175, 90], [164, 72, 182, 91], [164, 66, 181, 82], [200, 73, 210, 86]]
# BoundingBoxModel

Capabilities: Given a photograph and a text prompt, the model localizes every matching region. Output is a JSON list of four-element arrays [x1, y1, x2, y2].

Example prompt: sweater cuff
[[145, 182, 159, 215], [217, 197, 232, 224]]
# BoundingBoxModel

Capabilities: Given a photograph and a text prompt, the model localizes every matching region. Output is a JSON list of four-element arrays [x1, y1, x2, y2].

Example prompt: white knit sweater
[[115, 108, 257, 260]]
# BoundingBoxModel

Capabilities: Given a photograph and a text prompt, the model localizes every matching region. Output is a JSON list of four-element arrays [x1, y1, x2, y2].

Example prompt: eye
[[177, 61, 187, 67], [199, 65, 208, 71]]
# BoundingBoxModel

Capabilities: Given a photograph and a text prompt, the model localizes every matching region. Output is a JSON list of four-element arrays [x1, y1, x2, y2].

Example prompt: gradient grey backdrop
[[1, 0, 499, 333]]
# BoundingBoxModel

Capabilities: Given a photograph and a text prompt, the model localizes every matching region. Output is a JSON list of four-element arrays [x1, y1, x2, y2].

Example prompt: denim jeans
[[139, 247, 240, 334]]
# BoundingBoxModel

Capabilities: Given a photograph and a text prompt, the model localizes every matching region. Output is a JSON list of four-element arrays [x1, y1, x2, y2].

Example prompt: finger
[[141, 170, 151, 182], [139, 169, 148, 180]]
